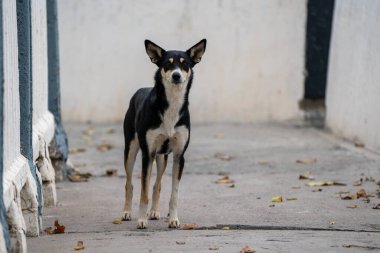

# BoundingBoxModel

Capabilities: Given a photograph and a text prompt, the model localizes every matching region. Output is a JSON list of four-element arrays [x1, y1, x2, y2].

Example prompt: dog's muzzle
[[171, 71, 183, 84]]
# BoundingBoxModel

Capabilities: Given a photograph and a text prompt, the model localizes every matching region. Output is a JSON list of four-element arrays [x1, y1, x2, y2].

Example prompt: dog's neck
[[153, 69, 192, 136]]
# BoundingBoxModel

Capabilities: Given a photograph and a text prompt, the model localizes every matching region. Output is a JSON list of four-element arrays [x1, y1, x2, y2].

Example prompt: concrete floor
[[28, 122, 380, 252]]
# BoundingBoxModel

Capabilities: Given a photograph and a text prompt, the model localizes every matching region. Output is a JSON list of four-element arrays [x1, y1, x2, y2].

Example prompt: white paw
[[122, 211, 131, 221], [149, 210, 160, 220], [168, 218, 180, 228], [137, 218, 148, 229]]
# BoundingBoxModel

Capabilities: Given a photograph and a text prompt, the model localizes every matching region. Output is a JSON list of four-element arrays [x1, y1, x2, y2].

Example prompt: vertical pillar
[[17, 0, 43, 221], [0, 0, 11, 250], [46, 0, 68, 181]]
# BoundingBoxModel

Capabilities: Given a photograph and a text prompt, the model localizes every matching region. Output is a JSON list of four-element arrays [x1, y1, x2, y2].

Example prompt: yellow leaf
[[296, 158, 317, 164], [69, 148, 86, 154], [257, 160, 270, 165], [215, 176, 235, 184], [306, 181, 346, 186], [222, 226, 230, 230], [346, 205, 358, 209], [74, 241, 84, 251], [272, 196, 283, 203], [113, 218, 122, 224]]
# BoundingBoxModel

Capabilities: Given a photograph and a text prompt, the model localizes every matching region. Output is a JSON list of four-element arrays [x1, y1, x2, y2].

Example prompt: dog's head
[[145, 39, 206, 85]]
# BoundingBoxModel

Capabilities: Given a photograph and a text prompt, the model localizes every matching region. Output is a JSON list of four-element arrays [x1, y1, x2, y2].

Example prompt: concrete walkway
[[28, 122, 380, 252]]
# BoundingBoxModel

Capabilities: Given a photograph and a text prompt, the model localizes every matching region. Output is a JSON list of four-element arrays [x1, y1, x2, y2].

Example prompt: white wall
[[58, 0, 306, 123], [326, 0, 380, 152]]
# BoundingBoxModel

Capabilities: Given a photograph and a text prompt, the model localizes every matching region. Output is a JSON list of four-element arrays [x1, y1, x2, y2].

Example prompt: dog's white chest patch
[[161, 81, 187, 137]]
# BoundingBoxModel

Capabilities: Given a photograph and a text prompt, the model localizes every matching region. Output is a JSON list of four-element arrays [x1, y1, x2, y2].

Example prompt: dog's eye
[[182, 61, 189, 68]]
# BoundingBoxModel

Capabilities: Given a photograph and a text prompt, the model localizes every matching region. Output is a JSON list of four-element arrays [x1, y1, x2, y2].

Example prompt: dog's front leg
[[168, 154, 184, 228], [137, 152, 154, 229], [149, 154, 168, 220]]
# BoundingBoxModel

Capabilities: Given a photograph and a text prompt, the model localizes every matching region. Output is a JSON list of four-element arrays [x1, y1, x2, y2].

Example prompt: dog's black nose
[[172, 72, 181, 82]]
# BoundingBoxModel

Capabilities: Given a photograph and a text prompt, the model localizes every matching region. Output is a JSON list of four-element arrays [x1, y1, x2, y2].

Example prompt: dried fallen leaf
[[306, 181, 346, 187], [296, 158, 316, 165], [346, 205, 358, 209], [209, 246, 219, 250], [354, 142, 365, 148], [113, 218, 122, 224], [299, 171, 314, 180], [69, 148, 86, 154], [97, 142, 114, 152], [74, 241, 85, 251], [240, 245, 255, 253], [342, 244, 380, 250], [44, 220, 65, 234], [68, 172, 92, 183], [341, 194, 356, 200], [176, 241, 186, 245], [73, 163, 87, 168], [213, 133, 225, 139], [353, 178, 363, 186], [272, 196, 283, 203], [214, 152, 233, 161], [182, 223, 198, 230], [286, 197, 298, 201], [82, 127, 95, 136], [373, 204, 380, 209], [106, 169, 118, 177], [222, 226, 230, 230], [356, 188, 367, 198], [365, 176, 375, 182], [104, 128, 115, 134], [312, 188, 322, 192], [215, 176, 235, 184], [257, 160, 270, 165]]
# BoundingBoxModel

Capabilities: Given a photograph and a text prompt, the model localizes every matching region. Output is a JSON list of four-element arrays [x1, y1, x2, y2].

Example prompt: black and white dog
[[122, 39, 206, 229]]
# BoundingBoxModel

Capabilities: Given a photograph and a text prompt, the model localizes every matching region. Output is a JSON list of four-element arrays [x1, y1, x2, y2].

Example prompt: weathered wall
[[58, 0, 306, 123], [326, 0, 380, 152]]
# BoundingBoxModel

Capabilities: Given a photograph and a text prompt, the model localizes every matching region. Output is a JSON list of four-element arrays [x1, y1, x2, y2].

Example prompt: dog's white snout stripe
[[171, 68, 182, 77], [170, 68, 184, 83]]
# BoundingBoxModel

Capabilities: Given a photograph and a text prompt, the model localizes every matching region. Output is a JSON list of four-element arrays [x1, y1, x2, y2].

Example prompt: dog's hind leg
[[122, 136, 139, 221], [149, 154, 168, 220]]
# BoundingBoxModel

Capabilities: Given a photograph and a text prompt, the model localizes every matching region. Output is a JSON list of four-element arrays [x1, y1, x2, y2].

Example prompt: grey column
[[47, 0, 69, 181], [17, 0, 43, 216]]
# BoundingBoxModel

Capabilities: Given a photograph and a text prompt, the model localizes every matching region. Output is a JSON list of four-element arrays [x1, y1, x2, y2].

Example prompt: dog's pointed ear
[[186, 39, 206, 66], [145, 40, 165, 65]]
